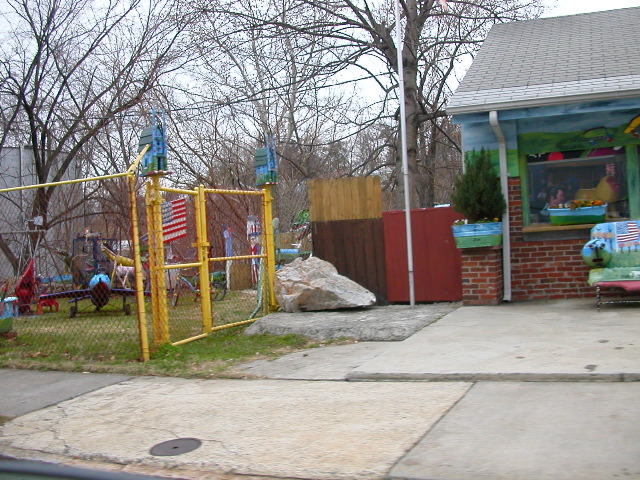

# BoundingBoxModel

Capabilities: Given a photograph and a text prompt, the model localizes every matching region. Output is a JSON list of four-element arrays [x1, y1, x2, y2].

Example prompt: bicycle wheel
[[211, 281, 227, 301], [173, 276, 198, 306], [167, 285, 178, 307], [166, 271, 179, 307]]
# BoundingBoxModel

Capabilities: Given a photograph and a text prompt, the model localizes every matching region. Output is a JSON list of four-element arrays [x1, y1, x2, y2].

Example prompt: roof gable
[[448, 7, 640, 115]]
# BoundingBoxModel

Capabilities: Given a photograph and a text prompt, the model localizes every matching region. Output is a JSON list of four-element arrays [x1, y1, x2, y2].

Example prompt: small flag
[[162, 198, 187, 244], [615, 221, 639, 248]]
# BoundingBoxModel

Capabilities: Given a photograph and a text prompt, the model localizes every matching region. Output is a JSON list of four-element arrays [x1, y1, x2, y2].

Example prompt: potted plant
[[450, 148, 506, 248]]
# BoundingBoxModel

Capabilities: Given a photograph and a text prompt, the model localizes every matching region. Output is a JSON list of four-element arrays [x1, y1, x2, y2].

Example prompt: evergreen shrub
[[451, 149, 506, 224]]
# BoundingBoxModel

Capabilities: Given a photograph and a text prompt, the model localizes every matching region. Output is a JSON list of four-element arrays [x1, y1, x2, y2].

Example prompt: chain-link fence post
[[262, 185, 278, 312], [146, 177, 169, 345], [195, 185, 212, 330]]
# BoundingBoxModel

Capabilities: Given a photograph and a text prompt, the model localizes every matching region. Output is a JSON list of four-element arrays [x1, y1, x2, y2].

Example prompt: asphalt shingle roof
[[447, 7, 640, 115]]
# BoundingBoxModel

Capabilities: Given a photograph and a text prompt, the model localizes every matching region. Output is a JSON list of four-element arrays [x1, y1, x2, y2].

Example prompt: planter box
[[454, 234, 502, 248], [549, 205, 606, 226], [452, 222, 502, 248]]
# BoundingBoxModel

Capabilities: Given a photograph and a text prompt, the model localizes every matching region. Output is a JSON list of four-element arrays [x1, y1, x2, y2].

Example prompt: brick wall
[[460, 247, 503, 305], [508, 178, 593, 301], [458, 178, 593, 305]]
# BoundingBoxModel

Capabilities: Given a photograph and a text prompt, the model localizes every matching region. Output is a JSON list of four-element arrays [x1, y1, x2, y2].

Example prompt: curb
[[346, 372, 640, 382]]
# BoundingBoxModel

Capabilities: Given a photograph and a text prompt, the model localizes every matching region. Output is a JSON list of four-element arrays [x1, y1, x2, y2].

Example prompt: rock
[[245, 303, 460, 341], [274, 257, 376, 312]]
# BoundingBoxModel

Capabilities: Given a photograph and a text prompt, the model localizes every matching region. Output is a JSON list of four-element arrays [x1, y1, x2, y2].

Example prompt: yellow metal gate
[[144, 181, 277, 352], [0, 143, 277, 362]]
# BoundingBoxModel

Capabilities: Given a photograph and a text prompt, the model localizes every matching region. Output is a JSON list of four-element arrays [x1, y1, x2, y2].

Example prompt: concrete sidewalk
[[1, 299, 639, 480], [0, 369, 131, 417], [349, 298, 640, 381], [241, 298, 640, 381]]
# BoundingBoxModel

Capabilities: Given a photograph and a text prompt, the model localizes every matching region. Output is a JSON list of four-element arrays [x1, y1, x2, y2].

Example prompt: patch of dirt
[[0, 415, 14, 426]]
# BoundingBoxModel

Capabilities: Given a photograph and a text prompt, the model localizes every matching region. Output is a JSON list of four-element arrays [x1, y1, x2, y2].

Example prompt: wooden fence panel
[[308, 177, 382, 222], [383, 207, 464, 302], [312, 219, 387, 305]]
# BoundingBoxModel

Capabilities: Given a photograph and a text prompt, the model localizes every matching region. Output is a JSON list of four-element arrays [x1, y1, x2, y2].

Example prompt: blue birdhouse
[[255, 135, 278, 186], [139, 109, 168, 176]]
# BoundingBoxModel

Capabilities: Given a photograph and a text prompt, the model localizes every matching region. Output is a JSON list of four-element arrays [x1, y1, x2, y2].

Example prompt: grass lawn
[[0, 293, 329, 378]]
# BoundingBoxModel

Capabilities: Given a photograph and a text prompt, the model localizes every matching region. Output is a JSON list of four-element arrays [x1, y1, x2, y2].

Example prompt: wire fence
[[159, 187, 266, 346], [0, 153, 312, 365], [0, 174, 276, 364], [0, 174, 145, 363]]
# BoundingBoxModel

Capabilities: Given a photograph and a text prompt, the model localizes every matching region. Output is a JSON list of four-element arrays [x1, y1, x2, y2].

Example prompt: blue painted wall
[[453, 97, 640, 177], [452, 97, 640, 220]]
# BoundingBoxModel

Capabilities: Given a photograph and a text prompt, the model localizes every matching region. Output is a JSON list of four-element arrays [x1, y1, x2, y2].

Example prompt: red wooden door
[[383, 207, 463, 302]]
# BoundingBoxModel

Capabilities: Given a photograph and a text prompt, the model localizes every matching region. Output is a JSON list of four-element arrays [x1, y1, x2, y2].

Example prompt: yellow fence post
[[195, 185, 212, 330], [262, 185, 278, 312], [145, 184, 160, 345], [128, 173, 150, 361], [126, 145, 151, 361], [146, 177, 169, 345], [153, 176, 169, 344]]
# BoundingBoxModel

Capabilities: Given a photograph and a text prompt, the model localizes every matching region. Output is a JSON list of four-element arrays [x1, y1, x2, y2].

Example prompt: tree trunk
[[394, 0, 421, 210]]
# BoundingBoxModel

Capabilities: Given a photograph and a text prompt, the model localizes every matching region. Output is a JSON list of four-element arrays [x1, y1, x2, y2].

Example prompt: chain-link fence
[[0, 172, 145, 363], [0, 172, 271, 364], [157, 187, 266, 346]]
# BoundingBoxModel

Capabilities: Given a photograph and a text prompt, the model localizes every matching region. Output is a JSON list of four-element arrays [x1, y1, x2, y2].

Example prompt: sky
[[540, 0, 640, 17]]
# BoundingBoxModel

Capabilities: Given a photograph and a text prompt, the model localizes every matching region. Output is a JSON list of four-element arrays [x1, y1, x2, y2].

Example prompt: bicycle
[[168, 269, 227, 306], [167, 269, 199, 307], [209, 270, 227, 302]]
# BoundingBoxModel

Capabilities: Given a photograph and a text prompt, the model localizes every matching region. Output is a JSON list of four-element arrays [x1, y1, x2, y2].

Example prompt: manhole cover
[[150, 437, 202, 456]]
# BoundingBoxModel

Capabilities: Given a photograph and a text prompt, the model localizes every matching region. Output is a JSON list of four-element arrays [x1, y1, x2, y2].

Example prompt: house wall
[[453, 98, 640, 303], [458, 178, 593, 305], [460, 247, 503, 305], [507, 178, 593, 301], [0, 146, 84, 278], [0, 146, 35, 187], [0, 147, 37, 226]]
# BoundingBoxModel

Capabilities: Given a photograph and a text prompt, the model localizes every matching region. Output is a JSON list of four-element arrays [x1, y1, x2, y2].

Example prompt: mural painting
[[457, 101, 640, 225]]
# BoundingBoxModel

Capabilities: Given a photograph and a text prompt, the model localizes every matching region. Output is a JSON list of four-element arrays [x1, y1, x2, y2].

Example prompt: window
[[526, 148, 628, 224]]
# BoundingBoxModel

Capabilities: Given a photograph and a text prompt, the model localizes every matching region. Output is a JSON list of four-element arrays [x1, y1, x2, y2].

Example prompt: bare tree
[[166, 0, 378, 231], [0, 0, 187, 271], [184, 0, 543, 209]]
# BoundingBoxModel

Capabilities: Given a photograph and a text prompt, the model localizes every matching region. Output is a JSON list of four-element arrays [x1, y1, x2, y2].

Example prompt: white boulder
[[274, 257, 376, 312]]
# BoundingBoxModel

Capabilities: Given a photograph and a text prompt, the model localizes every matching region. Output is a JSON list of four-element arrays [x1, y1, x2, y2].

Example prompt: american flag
[[615, 221, 639, 248], [162, 198, 187, 244]]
